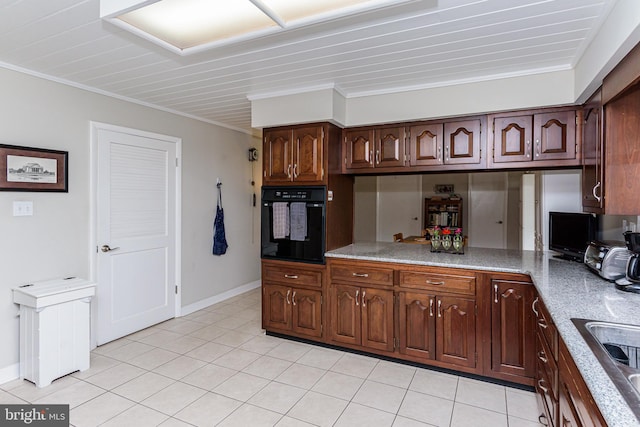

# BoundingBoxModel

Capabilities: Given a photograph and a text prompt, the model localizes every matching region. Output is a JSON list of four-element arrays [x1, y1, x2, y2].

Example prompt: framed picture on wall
[[0, 144, 68, 192]]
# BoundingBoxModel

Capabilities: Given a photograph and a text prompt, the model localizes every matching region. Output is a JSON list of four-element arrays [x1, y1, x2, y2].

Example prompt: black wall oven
[[261, 186, 326, 264]]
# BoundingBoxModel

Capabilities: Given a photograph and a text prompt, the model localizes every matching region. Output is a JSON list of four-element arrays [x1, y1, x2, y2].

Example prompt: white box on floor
[[13, 277, 96, 388]]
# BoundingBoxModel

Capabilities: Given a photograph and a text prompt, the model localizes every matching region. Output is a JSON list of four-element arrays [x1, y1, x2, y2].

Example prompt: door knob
[[101, 245, 120, 252]]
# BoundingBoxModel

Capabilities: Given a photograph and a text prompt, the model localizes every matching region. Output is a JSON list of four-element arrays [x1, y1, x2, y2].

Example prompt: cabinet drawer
[[330, 263, 394, 286], [534, 297, 557, 359], [398, 271, 476, 295], [263, 264, 322, 288]]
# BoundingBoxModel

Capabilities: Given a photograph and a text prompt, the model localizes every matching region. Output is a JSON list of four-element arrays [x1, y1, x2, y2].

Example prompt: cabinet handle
[[292, 290, 296, 306], [538, 319, 549, 329], [526, 140, 531, 158], [538, 379, 549, 394], [538, 350, 548, 364], [375, 149, 380, 165], [438, 146, 442, 163], [445, 145, 449, 162], [426, 280, 445, 285], [429, 298, 434, 317], [362, 291, 366, 307], [286, 164, 292, 178], [370, 150, 374, 165], [592, 181, 602, 202], [494, 284, 499, 303], [355, 289, 360, 306], [352, 273, 369, 278], [532, 297, 539, 317], [286, 289, 291, 305], [437, 299, 442, 317], [284, 274, 298, 279], [535, 139, 540, 157], [293, 164, 298, 178]]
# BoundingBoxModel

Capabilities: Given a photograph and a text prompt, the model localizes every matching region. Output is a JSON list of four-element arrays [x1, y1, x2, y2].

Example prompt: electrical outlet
[[13, 201, 33, 216]]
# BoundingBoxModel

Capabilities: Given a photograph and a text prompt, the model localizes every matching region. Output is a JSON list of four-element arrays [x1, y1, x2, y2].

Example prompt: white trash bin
[[13, 277, 96, 387]]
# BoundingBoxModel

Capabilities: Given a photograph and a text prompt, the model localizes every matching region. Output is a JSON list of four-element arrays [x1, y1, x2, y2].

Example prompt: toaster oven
[[584, 240, 631, 281]]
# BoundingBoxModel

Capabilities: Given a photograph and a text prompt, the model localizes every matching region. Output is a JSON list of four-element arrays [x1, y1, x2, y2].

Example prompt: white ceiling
[[0, 0, 614, 134]]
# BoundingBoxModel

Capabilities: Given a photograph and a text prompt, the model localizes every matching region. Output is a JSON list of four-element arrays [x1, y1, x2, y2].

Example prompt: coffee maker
[[616, 231, 640, 293]]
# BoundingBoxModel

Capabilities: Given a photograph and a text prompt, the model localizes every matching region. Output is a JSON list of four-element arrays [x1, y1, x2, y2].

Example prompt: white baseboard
[[181, 280, 261, 316], [0, 363, 20, 386]]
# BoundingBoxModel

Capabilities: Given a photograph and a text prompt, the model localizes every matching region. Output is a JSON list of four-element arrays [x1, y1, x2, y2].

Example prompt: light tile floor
[[1, 288, 544, 427]]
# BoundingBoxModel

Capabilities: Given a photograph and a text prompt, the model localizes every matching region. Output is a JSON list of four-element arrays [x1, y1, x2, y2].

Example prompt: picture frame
[[434, 184, 454, 194], [0, 144, 68, 192]]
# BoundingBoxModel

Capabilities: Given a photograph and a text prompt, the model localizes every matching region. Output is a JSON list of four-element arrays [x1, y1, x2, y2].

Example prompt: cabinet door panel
[[344, 129, 374, 170], [264, 129, 292, 183], [375, 127, 405, 168], [361, 288, 395, 352], [330, 285, 361, 345], [263, 284, 291, 331], [293, 126, 323, 183], [444, 119, 481, 165], [292, 288, 322, 338], [493, 116, 532, 163], [582, 96, 604, 211], [534, 111, 576, 161], [409, 124, 443, 166], [399, 292, 435, 360], [436, 296, 476, 368], [491, 280, 535, 378]]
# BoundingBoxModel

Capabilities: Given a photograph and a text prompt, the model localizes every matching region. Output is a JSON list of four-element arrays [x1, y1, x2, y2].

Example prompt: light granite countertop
[[326, 243, 640, 427]]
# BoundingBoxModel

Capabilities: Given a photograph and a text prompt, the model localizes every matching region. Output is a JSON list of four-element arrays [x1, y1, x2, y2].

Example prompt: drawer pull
[[352, 273, 369, 278], [532, 297, 539, 317], [286, 289, 291, 305], [538, 379, 549, 394], [355, 289, 360, 306], [284, 274, 299, 279], [426, 280, 445, 285], [538, 350, 548, 364]]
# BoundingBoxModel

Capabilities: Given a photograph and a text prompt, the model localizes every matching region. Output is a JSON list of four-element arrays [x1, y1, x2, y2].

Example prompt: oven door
[[261, 200, 325, 263]]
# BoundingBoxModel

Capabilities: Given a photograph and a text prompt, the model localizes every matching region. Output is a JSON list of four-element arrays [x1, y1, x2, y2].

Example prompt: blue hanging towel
[[213, 183, 228, 255]]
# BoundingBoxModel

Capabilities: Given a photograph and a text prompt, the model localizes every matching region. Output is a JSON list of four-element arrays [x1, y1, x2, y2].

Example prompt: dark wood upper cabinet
[[489, 109, 578, 168], [263, 124, 326, 185], [444, 119, 482, 165], [344, 127, 405, 171], [263, 129, 292, 183], [582, 89, 604, 213], [343, 128, 375, 170], [408, 123, 443, 166], [375, 126, 406, 168]]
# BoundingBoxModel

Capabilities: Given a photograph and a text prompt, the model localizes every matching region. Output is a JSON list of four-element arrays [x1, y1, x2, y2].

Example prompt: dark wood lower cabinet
[[437, 296, 477, 368], [329, 283, 394, 352], [398, 292, 435, 360], [262, 284, 322, 338], [490, 279, 536, 382]]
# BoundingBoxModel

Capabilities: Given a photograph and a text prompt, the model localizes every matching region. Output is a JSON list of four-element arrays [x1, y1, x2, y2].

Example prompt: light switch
[[13, 201, 33, 216]]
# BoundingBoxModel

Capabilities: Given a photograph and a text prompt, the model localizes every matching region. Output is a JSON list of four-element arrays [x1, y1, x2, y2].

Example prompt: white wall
[[539, 170, 583, 251], [0, 67, 261, 380]]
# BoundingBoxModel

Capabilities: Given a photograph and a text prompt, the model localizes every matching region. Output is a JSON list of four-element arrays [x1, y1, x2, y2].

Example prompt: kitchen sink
[[572, 318, 640, 421]]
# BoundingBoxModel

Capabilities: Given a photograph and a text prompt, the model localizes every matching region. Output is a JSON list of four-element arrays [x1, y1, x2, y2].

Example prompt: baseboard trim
[[181, 280, 261, 316], [0, 363, 19, 386]]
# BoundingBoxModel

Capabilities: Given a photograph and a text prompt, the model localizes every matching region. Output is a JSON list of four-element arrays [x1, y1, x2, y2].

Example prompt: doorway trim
[[89, 121, 182, 349]]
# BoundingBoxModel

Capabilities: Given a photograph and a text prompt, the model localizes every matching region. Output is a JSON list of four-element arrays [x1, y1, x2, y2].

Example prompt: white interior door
[[94, 124, 179, 345], [376, 175, 422, 241], [468, 172, 507, 248]]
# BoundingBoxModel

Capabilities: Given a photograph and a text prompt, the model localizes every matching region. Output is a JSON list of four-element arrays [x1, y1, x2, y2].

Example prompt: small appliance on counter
[[617, 232, 640, 294], [584, 240, 631, 281]]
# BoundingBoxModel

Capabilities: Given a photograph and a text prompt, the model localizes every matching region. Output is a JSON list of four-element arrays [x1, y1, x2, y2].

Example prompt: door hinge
[[175, 285, 179, 294], [475, 304, 478, 316], [394, 337, 399, 349], [175, 158, 179, 167], [475, 352, 478, 364]]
